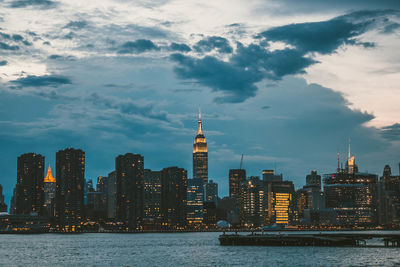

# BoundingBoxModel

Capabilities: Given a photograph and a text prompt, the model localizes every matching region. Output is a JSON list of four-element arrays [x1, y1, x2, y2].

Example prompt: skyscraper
[[378, 165, 400, 226], [143, 169, 161, 228], [265, 181, 295, 225], [96, 176, 108, 219], [44, 165, 56, 216], [15, 153, 45, 215], [229, 169, 246, 199], [55, 148, 85, 228], [115, 153, 144, 230], [161, 167, 187, 229], [193, 108, 208, 185], [206, 180, 218, 204], [305, 170, 321, 190], [0, 185, 7, 212], [107, 171, 117, 219], [324, 148, 377, 226], [262, 170, 282, 182], [187, 178, 204, 226], [238, 176, 266, 227]]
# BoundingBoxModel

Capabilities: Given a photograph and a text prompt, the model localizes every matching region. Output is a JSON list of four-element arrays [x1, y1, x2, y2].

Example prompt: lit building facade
[[44, 165, 56, 216], [238, 176, 266, 227], [323, 143, 377, 226], [187, 178, 204, 226], [229, 169, 246, 199], [115, 153, 144, 230], [15, 153, 45, 215], [206, 180, 218, 204], [265, 181, 294, 225], [143, 169, 161, 228], [377, 165, 400, 227], [55, 148, 85, 228], [160, 167, 187, 229], [324, 172, 377, 226], [193, 109, 208, 185]]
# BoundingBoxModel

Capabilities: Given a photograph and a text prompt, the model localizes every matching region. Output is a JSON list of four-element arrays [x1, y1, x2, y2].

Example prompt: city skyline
[[0, 0, 400, 208], [1, 110, 400, 206]]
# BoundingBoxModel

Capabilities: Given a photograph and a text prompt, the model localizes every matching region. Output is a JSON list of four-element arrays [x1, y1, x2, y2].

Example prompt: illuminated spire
[[44, 165, 55, 183], [197, 105, 203, 135]]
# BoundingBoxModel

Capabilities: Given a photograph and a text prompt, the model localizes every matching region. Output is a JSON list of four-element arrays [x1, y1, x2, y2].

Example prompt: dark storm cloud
[[171, 43, 317, 102], [11, 75, 71, 87], [9, 0, 57, 8], [170, 53, 262, 103], [259, 16, 368, 55], [0, 31, 32, 46], [170, 10, 398, 103], [381, 123, 400, 141], [170, 43, 191, 52], [64, 20, 88, 30], [118, 39, 159, 54], [232, 44, 317, 78], [263, 0, 400, 15], [0, 42, 19, 50], [194, 36, 233, 54]]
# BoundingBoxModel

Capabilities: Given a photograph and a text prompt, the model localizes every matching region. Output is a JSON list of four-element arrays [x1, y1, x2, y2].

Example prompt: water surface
[[0, 232, 399, 266]]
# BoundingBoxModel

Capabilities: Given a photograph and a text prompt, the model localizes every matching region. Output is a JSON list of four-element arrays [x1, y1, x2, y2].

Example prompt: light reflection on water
[[0, 232, 399, 266]]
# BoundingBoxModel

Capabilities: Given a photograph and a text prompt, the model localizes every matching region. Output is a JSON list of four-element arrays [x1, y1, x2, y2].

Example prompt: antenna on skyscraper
[[199, 105, 201, 120], [239, 154, 244, 170], [337, 147, 340, 172], [348, 137, 351, 159]]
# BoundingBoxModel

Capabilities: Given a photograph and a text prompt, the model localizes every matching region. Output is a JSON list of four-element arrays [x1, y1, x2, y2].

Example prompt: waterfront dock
[[219, 232, 400, 247]]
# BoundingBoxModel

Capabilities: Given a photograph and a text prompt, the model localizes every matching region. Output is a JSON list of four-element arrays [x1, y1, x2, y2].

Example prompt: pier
[[219, 232, 400, 247]]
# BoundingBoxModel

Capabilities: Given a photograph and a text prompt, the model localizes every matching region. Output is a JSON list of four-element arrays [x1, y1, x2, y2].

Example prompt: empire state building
[[193, 108, 208, 185]]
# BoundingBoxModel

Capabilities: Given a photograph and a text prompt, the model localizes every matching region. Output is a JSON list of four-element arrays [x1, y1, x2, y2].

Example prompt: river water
[[0, 232, 399, 266]]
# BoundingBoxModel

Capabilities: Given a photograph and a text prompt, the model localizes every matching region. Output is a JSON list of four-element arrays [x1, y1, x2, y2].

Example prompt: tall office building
[[193, 108, 208, 185], [161, 167, 187, 229], [44, 165, 56, 216], [107, 171, 117, 219], [97, 176, 108, 215], [295, 171, 326, 224], [187, 178, 204, 226], [262, 170, 282, 182], [229, 169, 246, 199], [0, 185, 7, 212], [238, 176, 266, 227], [265, 181, 295, 225], [377, 165, 400, 226], [15, 153, 45, 215], [115, 153, 144, 230], [206, 180, 218, 204], [324, 148, 377, 226], [56, 148, 85, 228], [305, 170, 321, 190], [143, 169, 161, 228]]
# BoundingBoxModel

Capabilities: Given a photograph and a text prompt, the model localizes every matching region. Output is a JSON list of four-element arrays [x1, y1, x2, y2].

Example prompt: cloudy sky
[[1, 0, 400, 203]]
